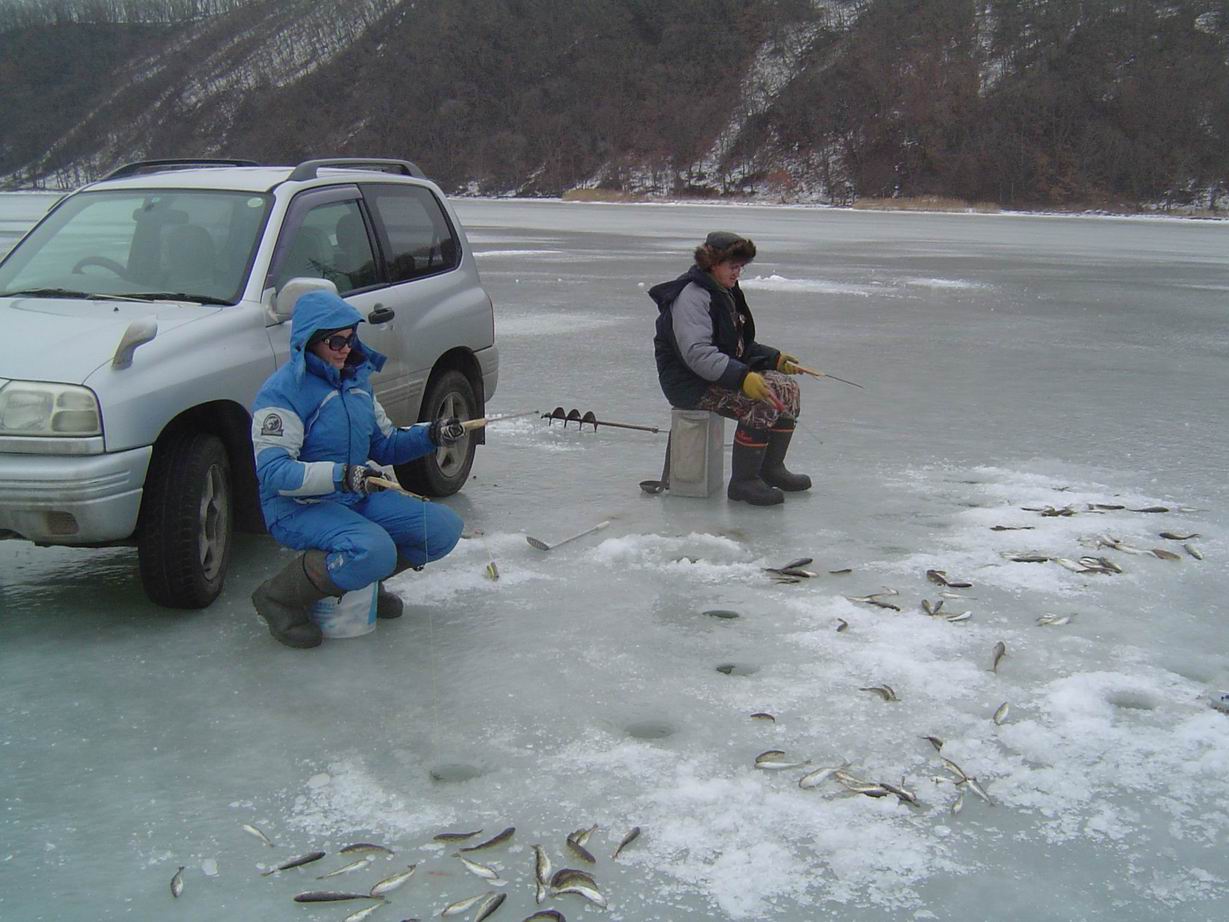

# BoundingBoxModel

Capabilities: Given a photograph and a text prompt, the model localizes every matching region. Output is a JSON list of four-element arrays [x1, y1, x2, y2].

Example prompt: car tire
[[138, 430, 233, 609], [395, 369, 478, 496]]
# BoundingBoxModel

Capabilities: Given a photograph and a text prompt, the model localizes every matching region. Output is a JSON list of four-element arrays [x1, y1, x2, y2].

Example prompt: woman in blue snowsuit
[[250, 290, 464, 648]]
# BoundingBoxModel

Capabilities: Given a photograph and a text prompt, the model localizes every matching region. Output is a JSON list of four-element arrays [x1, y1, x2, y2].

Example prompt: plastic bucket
[[309, 583, 377, 638]]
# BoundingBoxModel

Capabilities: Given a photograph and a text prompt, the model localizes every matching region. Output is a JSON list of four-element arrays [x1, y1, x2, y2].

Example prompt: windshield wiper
[[0, 287, 95, 298], [116, 291, 233, 305]]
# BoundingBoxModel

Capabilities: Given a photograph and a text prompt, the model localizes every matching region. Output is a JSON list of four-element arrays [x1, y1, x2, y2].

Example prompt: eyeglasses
[[321, 332, 356, 351]]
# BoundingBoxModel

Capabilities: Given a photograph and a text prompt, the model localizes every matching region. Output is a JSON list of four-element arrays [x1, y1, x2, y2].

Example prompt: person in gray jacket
[[650, 231, 810, 506]]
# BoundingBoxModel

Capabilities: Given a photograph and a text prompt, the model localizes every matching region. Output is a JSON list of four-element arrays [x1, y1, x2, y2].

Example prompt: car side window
[[365, 185, 459, 284], [272, 199, 377, 294]]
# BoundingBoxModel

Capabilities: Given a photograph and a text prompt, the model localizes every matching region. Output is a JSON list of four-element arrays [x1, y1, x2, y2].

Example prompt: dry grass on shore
[[561, 188, 648, 203], [851, 195, 1001, 213]]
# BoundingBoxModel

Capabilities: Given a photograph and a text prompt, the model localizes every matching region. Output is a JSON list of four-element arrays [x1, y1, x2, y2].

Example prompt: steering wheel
[[71, 256, 130, 278]]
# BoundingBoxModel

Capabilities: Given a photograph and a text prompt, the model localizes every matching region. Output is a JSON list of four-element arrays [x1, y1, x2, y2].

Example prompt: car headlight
[[0, 381, 102, 436]]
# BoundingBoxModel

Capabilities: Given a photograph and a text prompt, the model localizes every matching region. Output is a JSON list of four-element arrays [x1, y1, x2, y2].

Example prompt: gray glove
[[428, 416, 465, 445], [340, 464, 385, 495]]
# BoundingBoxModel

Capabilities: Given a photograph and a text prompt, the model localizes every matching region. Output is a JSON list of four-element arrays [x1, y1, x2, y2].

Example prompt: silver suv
[[0, 158, 498, 608]]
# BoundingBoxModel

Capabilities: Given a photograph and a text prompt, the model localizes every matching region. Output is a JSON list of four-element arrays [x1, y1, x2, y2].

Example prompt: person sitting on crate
[[650, 231, 809, 507], [249, 290, 466, 648]]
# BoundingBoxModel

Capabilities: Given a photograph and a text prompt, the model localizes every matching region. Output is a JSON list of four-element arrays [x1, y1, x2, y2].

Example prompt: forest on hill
[[1, 0, 1226, 211]]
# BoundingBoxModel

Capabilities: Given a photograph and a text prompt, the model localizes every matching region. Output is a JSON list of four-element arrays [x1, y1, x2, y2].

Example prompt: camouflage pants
[[697, 371, 801, 430]]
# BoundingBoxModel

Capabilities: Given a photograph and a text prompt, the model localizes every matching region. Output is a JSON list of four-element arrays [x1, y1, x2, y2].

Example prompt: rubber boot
[[761, 418, 812, 492], [376, 559, 420, 619], [251, 550, 341, 649], [727, 426, 784, 506]]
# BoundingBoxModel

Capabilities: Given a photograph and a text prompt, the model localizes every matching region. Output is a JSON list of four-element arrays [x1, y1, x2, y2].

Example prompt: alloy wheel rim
[[198, 464, 229, 580]]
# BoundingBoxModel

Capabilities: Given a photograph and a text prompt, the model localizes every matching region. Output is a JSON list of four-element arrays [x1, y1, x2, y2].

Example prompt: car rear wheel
[[395, 369, 478, 496], [138, 430, 233, 608]]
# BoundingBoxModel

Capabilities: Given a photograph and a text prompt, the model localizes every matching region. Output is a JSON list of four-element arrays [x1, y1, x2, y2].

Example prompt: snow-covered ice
[[1, 198, 1226, 921]]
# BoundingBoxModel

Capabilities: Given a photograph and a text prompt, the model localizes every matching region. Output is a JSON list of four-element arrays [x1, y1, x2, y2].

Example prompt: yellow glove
[[776, 352, 801, 374], [741, 371, 771, 402]]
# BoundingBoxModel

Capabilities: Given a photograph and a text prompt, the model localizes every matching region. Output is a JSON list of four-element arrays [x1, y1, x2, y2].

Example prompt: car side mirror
[[273, 277, 338, 322]]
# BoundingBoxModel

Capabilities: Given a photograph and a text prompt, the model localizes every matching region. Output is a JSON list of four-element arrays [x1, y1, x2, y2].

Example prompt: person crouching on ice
[[650, 231, 810, 506], [249, 290, 465, 648]]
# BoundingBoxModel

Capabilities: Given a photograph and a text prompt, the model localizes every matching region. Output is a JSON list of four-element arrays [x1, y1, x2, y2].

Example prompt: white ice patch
[[496, 312, 629, 336], [472, 249, 565, 258], [741, 274, 877, 296], [902, 277, 991, 290]]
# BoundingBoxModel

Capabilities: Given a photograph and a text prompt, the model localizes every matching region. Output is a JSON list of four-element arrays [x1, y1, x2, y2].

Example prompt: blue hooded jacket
[[250, 290, 435, 527]]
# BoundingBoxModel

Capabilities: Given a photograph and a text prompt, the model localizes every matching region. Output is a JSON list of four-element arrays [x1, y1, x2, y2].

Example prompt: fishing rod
[[792, 364, 864, 389], [461, 409, 541, 431]]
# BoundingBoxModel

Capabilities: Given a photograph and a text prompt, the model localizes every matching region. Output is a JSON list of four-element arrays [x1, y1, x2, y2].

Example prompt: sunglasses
[[320, 332, 356, 351]]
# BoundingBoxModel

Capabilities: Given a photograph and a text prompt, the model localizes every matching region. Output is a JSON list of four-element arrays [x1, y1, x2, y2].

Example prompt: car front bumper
[[0, 446, 152, 545]]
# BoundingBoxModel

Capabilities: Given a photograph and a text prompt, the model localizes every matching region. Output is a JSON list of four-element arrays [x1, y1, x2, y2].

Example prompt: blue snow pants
[[269, 491, 463, 592]]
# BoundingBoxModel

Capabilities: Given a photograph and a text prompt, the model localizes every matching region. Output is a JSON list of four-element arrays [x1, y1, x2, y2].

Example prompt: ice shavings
[[741, 274, 877, 296]]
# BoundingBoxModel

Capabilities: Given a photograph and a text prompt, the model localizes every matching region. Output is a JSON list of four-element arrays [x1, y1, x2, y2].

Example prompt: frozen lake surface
[[2, 197, 1227, 921]]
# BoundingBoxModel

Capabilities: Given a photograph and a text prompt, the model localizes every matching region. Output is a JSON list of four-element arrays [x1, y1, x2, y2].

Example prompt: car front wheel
[[138, 430, 233, 608], [395, 369, 478, 496]]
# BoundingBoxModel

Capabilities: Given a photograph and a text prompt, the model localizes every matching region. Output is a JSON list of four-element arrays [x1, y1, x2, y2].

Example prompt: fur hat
[[694, 231, 756, 270]]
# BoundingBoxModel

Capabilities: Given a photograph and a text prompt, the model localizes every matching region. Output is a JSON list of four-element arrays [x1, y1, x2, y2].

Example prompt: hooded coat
[[650, 266, 780, 408], [250, 290, 436, 529]]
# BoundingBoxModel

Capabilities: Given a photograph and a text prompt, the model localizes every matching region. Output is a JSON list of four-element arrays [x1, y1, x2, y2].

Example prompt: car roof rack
[[288, 158, 426, 182], [103, 158, 261, 180]]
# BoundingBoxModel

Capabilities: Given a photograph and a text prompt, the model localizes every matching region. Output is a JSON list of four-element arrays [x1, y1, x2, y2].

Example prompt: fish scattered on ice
[[754, 749, 810, 770], [242, 823, 275, 847], [1037, 612, 1074, 626], [1151, 547, 1182, 560], [294, 891, 385, 903], [1185, 543, 1204, 560], [835, 618, 849, 632], [859, 684, 898, 702], [944, 610, 972, 623], [993, 702, 1010, 725], [550, 868, 607, 908], [369, 864, 416, 896], [798, 764, 849, 790], [485, 561, 500, 580], [750, 712, 776, 721], [170, 866, 184, 898], [344, 904, 383, 922], [340, 843, 394, 856], [926, 569, 972, 588], [532, 844, 552, 903], [951, 790, 965, 816], [921, 735, 944, 752], [434, 829, 483, 843], [990, 525, 1035, 531], [569, 825, 597, 847], [564, 835, 595, 865], [764, 557, 813, 574], [261, 851, 326, 876], [457, 854, 504, 882], [474, 892, 507, 922], [460, 827, 515, 852], [316, 856, 373, 879], [523, 911, 567, 922], [441, 893, 488, 915], [991, 641, 1007, 673], [611, 826, 641, 860], [1159, 531, 1200, 540]]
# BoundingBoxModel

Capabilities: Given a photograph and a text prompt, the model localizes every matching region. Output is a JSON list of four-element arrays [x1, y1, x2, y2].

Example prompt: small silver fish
[[779, 567, 818, 578], [880, 780, 921, 807], [459, 827, 515, 852], [242, 823, 275, 847], [170, 866, 184, 898], [316, 856, 373, 879], [828, 568, 853, 575], [749, 712, 776, 722], [550, 869, 607, 908], [921, 735, 944, 752], [564, 836, 595, 865], [369, 864, 416, 897], [434, 829, 483, 843], [859, 684, 898, 702], [532, 844, 552, 904], [944, 610, 972, 623], [835, 618, 848, 632], [485, 561, 499, 580], [842, 782, 890, 797], [1037, 613, 1074, 626], [940, 757, 969, 782], [1004, 553, 1051, 563], [611, 826, 641, 860], [991, 641, 1006, 673], [344, 904, 383, 922], [1185, 543, 1204, 560], [441, 893, 488, 916], [1128, 506, 1169, 513], [262, 851, 326, 876], [523, 912, 566, 922], [457, 854, 503, 881], [993, 702, 1009, 725], [1159, 531, 1199, 540], [1053, 557, 1090, 572], [764, 557, 813, 573], [340, 842, 394, 856], [569, 824, 597, 847], [964, 776, 995, 804], [474, 892, 507, 922], [951, 790, 965, 816], [294, 891, 384, 902], [1151, 547, 1181, 560], [754, 749, 809, 770], [990, 525, 1035, 531], [798, 764, 848, 790]]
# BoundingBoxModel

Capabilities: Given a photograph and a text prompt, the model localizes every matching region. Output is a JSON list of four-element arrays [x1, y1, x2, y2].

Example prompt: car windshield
[[0, 188, 272, 304]]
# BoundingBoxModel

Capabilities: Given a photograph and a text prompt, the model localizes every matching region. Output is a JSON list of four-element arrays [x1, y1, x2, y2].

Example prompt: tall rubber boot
[[251, 550, 341, 649], [727, 425, 784, 506], [376, 559, 421, 620], [761, 418, 812, 492]]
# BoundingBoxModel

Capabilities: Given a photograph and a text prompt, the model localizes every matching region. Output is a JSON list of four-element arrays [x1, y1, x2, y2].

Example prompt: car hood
[[0, 296, 216, 385]]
